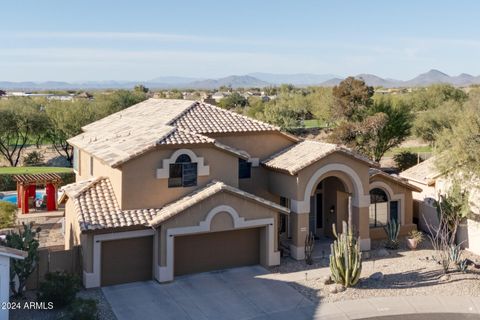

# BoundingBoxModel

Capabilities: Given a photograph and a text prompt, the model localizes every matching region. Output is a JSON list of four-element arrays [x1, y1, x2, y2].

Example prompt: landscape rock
[[336, 284, 346, 293], [328, 285, 338, 294], [369, 272, 384, 281]]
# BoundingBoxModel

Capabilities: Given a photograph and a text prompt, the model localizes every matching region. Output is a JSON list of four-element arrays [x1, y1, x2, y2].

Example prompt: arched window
[[168, 154, 197, 188], [369, 188, 399, 227], [369, 188, 388, 227]]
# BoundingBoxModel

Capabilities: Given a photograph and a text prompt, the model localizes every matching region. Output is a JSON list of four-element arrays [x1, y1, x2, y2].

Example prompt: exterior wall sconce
[[330, 205, 335, 214]]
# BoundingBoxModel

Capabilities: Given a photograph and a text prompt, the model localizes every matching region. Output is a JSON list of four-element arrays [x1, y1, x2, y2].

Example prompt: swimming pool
[[0, 191, 45, 204]]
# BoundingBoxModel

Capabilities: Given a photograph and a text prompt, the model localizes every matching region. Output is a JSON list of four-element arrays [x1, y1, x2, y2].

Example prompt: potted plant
[[406, 230, 424, 250]]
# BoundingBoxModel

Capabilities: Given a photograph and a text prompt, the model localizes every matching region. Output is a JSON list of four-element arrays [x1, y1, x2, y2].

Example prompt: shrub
[[37, 272, 80, 308], [0, 201, 17, 228], [393, 151, 419, 171], [407, 229, 424, 244], [67, 298, 98, 320], [23, 151, 45, 166]]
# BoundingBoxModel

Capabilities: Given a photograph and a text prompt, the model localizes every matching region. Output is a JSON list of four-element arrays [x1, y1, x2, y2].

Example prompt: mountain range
[[2, 69, 480, 90]]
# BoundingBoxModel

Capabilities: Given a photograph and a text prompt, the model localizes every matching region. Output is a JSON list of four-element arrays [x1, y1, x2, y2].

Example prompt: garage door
[[174, 228, 260, 276], [101, 236, 153, 286]]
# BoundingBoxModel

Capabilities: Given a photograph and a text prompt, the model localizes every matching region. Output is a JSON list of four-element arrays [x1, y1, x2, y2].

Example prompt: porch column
[[46, 183, 56, 211], [22, 187, 29, 214], [288, 199, 310, 260], [352, 194, 371, 251]]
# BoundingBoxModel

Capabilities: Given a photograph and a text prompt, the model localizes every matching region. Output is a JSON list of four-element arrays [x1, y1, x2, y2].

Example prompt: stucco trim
[[291, 163, 370, 214], [86, 229, 155, 288], [369, 180, 405, 225], [156, 148, 210, 179], [157, 205, 279, 282]]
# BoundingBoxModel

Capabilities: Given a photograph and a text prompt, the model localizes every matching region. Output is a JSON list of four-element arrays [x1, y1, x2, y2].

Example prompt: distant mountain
[[2, 70, 480, 90], [354, 74, 401, 87], [248, 72, 339, 86], [148, 76, 204, 84], [185, 75, 270, 89]]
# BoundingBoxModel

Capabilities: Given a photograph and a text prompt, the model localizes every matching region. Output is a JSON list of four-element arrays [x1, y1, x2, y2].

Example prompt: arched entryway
[[309, 175, 351, 239]]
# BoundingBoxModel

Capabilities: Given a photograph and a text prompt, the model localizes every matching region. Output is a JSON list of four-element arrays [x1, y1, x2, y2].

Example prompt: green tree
[[413, 100, 462, 144], [332, 77, 374, 121], [436, 89, 480, 175], [407, 84, 467, 111], [218, 92, 247, 109], [134, 84, 149, 93], [0, 99, 43, 166], [45, 100, 98, 165]]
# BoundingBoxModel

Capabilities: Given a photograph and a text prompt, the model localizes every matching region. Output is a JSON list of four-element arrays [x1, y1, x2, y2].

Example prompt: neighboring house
[[61, 98, 420, 288], [400, 156, 480, 254], [211, 91, 230, 102]]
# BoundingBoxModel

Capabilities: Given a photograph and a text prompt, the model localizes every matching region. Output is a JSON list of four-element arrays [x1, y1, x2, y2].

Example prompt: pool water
[[1, 191, 45, 204]]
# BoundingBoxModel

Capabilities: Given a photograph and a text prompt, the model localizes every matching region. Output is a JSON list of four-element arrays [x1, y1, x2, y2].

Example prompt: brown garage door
[[101, 236, 153, 286], [174, 228, 260, 276]]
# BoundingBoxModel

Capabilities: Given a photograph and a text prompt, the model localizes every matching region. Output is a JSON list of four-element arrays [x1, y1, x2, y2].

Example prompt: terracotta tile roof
[[399, 156, 441, 185], [68, 99, 265, 167], [63, 178, 160, 231], [169, 102, 279, 133], [369, 168, 422, 192], [63, 179, 287, 231], [148, 180, 289, 227], [262, 140, 377, 175]]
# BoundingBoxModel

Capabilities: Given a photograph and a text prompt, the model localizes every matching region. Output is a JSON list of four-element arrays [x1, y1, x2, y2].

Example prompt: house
[[400, 156, 480, 254], [61, 98, 420, 288]]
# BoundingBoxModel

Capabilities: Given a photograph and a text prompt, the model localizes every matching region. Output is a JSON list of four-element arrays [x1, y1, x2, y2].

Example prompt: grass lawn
[[0, 166, 72, 174], [304, 119, 326, 129], [384, 145, 432, 156]]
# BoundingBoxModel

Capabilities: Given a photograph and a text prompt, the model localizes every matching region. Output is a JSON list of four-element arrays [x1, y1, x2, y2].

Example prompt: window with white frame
[[89, 156, 94, 176], [168, 154, 198, 188], [73, 147, 80, 173], [369, 188, 399, 227]]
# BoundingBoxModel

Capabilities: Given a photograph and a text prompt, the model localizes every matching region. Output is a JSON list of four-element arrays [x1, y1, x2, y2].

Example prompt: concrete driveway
[[102, 265, 315, 320]]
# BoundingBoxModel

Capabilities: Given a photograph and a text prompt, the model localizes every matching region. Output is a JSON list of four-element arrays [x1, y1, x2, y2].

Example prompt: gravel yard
[[10, 288, 117, 320], [269, 239, 480, 303]]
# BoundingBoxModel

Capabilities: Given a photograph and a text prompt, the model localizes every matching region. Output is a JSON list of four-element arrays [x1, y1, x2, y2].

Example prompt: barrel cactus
[[383, 218, 400, 249], [329, 221, 362, 287]]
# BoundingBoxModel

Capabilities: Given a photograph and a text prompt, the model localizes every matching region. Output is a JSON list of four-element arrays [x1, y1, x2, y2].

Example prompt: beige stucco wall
[[76, 149, 123, 205], [210, 131, 295, 160], [119, 146, 239, 210], [64, 199, 81, 250], [157, 191, 279, 266]]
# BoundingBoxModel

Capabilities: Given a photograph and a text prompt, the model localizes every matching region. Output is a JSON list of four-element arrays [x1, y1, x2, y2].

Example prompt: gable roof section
[[148, 180, 289, 227], [62, 177, 160, 231], [399, 156, 441, 186], [62, 178, 288, 232], [169, 102, 279, 134], [69, 99, 275, 167], [369, 168, 422, 192], [262, 140, 377, 175]]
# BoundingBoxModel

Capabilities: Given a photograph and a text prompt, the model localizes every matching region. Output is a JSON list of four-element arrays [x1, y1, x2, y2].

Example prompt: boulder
[[376, 249, 390, 257], [369, 272, 384, 281], [320, 275, 333, 285]]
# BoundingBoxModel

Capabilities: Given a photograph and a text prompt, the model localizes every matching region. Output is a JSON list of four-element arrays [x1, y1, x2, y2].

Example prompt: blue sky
[[2, 0, 480, 81]]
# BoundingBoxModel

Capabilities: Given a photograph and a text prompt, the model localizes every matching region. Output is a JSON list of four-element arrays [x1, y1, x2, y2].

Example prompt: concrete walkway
[[315, 296, 480, 319]]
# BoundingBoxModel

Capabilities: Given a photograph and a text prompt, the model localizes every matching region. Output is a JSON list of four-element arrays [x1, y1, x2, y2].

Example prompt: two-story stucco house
[[61, 98, 420, 288]]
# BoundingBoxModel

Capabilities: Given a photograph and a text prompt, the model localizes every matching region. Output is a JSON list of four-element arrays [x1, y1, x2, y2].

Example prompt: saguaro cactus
[[329, 221, 362, 287]]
